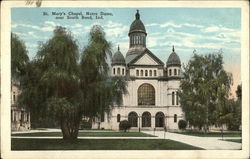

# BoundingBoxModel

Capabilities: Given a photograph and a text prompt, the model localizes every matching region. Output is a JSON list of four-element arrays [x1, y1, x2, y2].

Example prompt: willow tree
[[179, 52, 232, 132], [19, 25, 127, 141], [79, 25, 127, 120], [11, 33, 29, 80], [19, 26, 81, 140]]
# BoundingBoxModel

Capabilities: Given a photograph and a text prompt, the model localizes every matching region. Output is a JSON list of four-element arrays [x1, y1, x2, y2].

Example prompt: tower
[[126, 10, 147, 63], [166, 46, 182, 106], [111, 46, 126, 76]]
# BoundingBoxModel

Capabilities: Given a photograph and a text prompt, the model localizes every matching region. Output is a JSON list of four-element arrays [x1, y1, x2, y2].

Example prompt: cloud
[[104, 21, 122, 28], [146, 21, 204, 29], [201, 25, 235, 33], [12, 23, 54, 32]]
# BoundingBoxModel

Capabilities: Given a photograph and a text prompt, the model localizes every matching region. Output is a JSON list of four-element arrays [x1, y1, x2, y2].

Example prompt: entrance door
[[155, 112, 165, 127]]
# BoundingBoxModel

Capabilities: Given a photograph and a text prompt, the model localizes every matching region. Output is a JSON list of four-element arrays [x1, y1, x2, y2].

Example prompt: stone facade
[[11, 81, 31, 131], [92, 10, 184, 131]]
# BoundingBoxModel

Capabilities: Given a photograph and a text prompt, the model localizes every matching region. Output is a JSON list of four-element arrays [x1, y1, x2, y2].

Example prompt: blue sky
[[11, 8, 241, 97]]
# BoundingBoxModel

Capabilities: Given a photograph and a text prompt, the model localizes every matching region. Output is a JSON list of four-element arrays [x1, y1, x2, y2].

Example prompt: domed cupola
[[167, 46, 181, 77], [128, 10, 147, 36], [111, 46, 126, 76], [126, 10, 147, 63], [167, 46, 181, 67], [112, 46, 125, 65]]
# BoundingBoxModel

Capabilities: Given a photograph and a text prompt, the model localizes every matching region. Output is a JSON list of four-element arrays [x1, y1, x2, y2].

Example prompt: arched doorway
[[128, 112, 138, 127], [138, 83, 155, 105], [142, 112, 151, 127], [155, 112, 165, 127]]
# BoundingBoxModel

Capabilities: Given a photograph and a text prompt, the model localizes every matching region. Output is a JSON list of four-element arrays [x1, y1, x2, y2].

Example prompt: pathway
[[142, 131, 242, 150]]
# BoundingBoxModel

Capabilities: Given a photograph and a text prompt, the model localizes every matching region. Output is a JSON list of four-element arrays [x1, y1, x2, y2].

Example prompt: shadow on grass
[[12, 132, 155, 137], [11, 138, 203, 150]]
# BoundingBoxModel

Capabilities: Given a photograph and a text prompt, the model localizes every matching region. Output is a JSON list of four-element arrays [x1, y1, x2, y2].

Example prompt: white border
[[1, 1, 249, 159]]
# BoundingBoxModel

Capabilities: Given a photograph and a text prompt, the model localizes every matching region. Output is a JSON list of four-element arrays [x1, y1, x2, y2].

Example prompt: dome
[[167, 46, 181, 67], [112, 46, 125, 65], [128, 10, 146, 35]]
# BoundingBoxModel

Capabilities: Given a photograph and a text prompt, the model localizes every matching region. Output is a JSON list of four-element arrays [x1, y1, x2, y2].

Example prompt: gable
[[134, 53, 161, 65]]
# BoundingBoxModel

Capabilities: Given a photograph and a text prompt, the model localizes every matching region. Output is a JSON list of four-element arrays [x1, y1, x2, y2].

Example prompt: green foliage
[[119, 120, 131, 132], [236, 84, 242, 101], [80, 120, 92, 129], [178, 120, 187, 130], [11, 33, 29, 80], [179, 52, 232, 131], [17, 25, 127, 140], [80, 25, 127, 118]]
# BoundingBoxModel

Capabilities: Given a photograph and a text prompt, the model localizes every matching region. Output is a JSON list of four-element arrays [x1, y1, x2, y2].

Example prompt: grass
[[222, 139, 242, 143], [11, 138, 203, 150], [12, 131, 155, 137], [174, 132, 241, 137]]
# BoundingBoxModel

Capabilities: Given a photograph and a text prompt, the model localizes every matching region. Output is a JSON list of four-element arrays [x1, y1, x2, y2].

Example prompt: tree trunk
[[60, 118, 81, 141]]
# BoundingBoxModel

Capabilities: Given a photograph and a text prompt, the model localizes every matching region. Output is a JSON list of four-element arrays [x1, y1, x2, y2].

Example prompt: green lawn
[[12, 131, 155, 137], [222, 139, 242, 143], [174, 132, 241, 137], [11, 138, 203, 150]]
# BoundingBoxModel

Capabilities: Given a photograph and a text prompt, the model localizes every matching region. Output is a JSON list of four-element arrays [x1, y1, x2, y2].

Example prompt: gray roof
[[167, 47, 181, 67], [112, 48, 125, 65], [125, 54, 139, 64], [128, 10, 146, 35]]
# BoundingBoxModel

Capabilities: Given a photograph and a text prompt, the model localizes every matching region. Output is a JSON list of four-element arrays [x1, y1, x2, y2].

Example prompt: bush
[[80, 120, 92, 129], [178, 120, 187, 130], [119, 120, 131, 132]]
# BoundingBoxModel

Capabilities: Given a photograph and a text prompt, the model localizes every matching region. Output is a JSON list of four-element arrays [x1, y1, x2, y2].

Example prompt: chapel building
[[92, 10, 184, 130]]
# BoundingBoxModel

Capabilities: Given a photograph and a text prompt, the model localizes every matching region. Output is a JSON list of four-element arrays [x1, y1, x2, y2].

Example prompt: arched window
[[128, 112, 138, 127], [136, 70, 139, 76], [145, 70, 148, 76], [149, 70, 152, 76], [174, 69, 177, 75], [122, 68, 125, 75], [138, 83, 155, 105], [172, 92, 175, 105], [154, 70, 157, 76], [155, 112, 165, 127], [176, 92, 179, 105], [174, 114, 177, 123], [13, 92, 16, 103], [11, 110, 13, 121], [101, 112, 105, 122], [140, 70, 143, 76], [113, 68, 115, 75], [27, 113, 29, 122], [117, 114, 121, 122], [142, 112, 151, 127], [178, 69, 180, 75], [169, 69, 172, 76], [117, 68, 120, 75]]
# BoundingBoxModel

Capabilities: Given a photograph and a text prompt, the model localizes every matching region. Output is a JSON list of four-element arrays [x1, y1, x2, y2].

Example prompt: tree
[[179, 52, 232, 132], [119, 120, 131, 132], [18, 25, 127, 141], [11, 33, 29, 80], [178, 120, 187, 130], [236, 84, 242, 101], [79, 25, 127, 119]]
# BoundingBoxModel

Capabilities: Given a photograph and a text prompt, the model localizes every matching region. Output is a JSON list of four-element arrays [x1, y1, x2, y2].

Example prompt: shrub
[[80, 120, 92, 129], [178, 120, 187, 130], [119, 120, 131, 132]]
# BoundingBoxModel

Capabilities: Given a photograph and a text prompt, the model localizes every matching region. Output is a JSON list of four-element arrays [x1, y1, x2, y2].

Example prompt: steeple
[[135, 10, 140, 20], [172, 45, 175, 52], [118, 45, 120, 51]]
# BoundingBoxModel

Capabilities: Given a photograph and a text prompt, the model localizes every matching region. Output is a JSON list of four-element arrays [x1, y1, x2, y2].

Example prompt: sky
[[11, 8, 241, 97]]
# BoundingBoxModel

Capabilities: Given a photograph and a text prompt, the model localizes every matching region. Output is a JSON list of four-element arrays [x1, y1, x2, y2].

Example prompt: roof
[[128, 48, 164, 66], [128, 10, 146, 35], [111, 46, 125, 65], [166, 46, 181, 67]]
